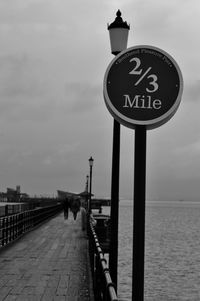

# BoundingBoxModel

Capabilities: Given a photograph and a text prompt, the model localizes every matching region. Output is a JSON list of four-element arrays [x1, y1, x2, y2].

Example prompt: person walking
[[70, 197, 81, 220], [63, 198, 70, 219]]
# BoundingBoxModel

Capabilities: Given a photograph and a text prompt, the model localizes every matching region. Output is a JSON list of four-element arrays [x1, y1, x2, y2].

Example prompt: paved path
[[0, 210, 94, 301]]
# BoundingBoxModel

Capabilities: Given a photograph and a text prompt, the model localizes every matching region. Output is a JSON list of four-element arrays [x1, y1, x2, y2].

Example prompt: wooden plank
[[0, 213, 94, 300]]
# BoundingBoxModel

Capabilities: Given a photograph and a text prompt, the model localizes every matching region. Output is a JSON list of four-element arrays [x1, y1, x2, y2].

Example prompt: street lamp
[[88, 156, 94, 214], [108, 9, 130, 55], [107, 10, 130, 291], [86, 174, 89, 210], [86, 175, 89, 193]]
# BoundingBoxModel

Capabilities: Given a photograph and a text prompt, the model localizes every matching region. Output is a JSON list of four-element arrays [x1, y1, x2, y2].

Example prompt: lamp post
[[86, 175, 89, 193], [88, 156, 94, 214], [86, 174, 89, 210], [107, 10, 130, 290]]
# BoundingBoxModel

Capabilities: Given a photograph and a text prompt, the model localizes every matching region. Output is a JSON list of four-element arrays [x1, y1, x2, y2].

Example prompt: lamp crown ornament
[[108, 9, 130, 30], [89, 156, 94, 167]]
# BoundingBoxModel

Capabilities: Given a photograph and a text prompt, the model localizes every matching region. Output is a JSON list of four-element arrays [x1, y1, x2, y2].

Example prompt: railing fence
[[0, 204, 62, 247], [89, 217, 118, 301]]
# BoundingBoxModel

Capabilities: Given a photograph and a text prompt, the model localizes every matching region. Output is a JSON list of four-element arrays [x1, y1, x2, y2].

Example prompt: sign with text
[[103, 45, 183, 129]]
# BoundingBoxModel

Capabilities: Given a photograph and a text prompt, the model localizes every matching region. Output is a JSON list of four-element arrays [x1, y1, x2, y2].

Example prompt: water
[[105, 201, 200, 300]]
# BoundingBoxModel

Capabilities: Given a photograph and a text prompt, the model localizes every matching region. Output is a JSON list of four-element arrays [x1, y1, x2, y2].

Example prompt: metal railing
[[0, 203, 36, 217], [0, 204, 62, 247], [89, 217, 118, 301]]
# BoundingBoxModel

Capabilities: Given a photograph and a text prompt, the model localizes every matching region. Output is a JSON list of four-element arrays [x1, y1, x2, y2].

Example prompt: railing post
[[95, 255, 103, 301], [2, 218, 5, 246], [5, 205, 8, 216], [5, 217, 8, 245]]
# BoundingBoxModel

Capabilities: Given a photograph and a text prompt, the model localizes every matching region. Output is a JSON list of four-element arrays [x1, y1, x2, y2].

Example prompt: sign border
[[103, 45, 184, 130]]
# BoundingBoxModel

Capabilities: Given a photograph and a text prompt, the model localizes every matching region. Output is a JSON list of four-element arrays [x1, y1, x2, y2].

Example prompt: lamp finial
[[116, 10, 121, 18], [108, 10, 130, 29]]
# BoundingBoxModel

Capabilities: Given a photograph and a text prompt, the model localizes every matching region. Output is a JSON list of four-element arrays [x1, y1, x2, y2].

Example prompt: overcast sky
[[0, 0, 199, 201]]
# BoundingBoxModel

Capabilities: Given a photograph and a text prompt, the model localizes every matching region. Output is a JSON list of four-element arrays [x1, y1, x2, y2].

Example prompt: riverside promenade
[[0, 211, 94, 301]]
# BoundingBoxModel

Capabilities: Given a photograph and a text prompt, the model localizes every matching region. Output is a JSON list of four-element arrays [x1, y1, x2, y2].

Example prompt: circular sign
[[103, 45, 183, 129]]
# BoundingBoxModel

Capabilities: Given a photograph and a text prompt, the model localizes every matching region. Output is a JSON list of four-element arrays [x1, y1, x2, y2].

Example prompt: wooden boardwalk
[[0, 210, 94, 301]]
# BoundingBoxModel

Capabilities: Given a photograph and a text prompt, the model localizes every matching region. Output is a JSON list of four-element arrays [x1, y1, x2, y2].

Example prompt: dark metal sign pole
[[132, 125, 147, 301], [109, 118, 120, 290]]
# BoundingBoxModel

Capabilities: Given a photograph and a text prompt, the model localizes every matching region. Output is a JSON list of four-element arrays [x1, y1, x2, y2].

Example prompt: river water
[[104, 201, 200, 300]]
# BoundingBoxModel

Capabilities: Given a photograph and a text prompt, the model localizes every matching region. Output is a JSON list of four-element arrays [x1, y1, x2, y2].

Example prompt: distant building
[[0, 192, 7, 202], [57, 190, 80, 199], [0, 186, 29, 203]]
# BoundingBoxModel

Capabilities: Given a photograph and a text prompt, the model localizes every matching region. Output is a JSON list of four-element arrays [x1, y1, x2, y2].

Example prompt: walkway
[[0, 210, 94, 301]]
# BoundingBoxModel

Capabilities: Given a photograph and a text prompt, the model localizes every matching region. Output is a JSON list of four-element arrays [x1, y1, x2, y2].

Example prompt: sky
[[0, 0, 199, 201]]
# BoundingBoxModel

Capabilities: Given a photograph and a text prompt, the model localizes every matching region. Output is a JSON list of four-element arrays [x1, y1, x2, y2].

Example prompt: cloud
[[0, 1, 59, 24], [64, 82, 102, 114], [183, 80, 200, 102], [0, 54, 47, 98], [0, 0, 198, 198], [173, 140, 200, 160], [0, 53, 56, 122]]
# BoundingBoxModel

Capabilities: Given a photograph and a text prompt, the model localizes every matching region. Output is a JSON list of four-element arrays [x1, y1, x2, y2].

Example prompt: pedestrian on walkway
[[70, 197, 81, 220], [63, 198, 70, 219]]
